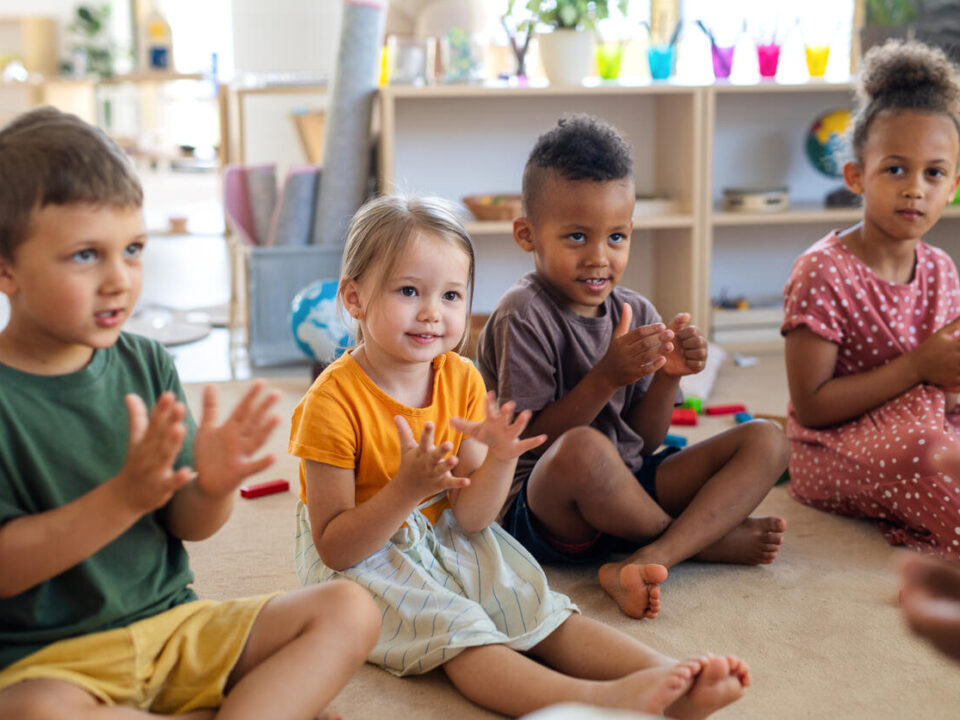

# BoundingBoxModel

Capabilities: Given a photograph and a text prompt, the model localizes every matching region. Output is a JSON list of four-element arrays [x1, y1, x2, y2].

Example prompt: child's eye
[[399, 286, 418, 297], [124, 242, 144, 258], [567, 232, 586, 243], [885, 165, 903, 175], [926, 168, 946, 178], [443, 290, 462, 302], [71, 248, 97, 263], [609, 233, 627, 244]]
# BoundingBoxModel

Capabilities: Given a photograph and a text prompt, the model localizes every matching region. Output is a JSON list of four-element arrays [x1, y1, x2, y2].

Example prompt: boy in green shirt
[[0, 107, 379, 718]]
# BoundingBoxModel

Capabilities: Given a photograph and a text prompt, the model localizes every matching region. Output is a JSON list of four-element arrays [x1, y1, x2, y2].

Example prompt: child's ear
[[340, 279, 364, 320], [514, 217, 535, 252], [0, 257, 16, 297], [842, 161, 864, 195]]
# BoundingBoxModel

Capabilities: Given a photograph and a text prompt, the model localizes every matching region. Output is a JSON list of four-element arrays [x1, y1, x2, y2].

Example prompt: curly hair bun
[[858, 39, 960, 107]]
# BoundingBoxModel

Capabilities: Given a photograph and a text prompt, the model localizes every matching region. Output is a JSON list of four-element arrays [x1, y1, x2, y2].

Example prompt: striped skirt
[[295, 501, 577, 675]]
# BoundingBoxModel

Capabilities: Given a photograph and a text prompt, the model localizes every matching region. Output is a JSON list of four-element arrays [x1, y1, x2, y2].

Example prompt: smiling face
[[346, 231, 471, 369], [515, 173, 634, 317], [0, 203, 146, 374], [845, 110, 960, 246]]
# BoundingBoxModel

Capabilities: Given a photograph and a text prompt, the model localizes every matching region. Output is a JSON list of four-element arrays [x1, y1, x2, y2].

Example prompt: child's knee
[[316, 580, 381, 647], [742, 419, 789, 471], [543, 426, 620, 484]]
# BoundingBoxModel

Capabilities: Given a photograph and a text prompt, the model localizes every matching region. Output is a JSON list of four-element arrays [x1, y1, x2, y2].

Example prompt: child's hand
[[912, 317, 960, 388], [595, 303, 674, 389], [450, 392, 547, 462], [660, 313, 708, 377], [393, 417, 470, 498], [115, 392, 194, 513], [193, 381, 281, 498]]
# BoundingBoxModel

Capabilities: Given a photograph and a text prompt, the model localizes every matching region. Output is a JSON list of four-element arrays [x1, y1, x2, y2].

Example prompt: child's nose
[[101, 257, 133, 293], [903, 173, 924, 198], [418, 297, 442, 322]]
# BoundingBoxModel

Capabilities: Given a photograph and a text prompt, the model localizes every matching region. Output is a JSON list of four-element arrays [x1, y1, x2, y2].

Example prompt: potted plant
[[859, 0, 918, 58], [505, 0, 629, 85]]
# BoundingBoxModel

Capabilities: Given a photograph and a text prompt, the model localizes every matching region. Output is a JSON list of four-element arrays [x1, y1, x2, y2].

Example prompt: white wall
[[231, 0, 341, 77]]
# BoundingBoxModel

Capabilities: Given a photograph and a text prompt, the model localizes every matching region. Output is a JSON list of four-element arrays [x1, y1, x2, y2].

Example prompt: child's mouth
[[897, 208, 924, 220], [95, 309, 124, 327], [580, 278, 609, 291], [408, 333, 440, 345]]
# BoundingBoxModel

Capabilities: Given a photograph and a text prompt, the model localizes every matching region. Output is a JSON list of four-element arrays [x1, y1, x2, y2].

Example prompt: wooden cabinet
[[378, 82, 705, 323], [379, 79, 960, 350]]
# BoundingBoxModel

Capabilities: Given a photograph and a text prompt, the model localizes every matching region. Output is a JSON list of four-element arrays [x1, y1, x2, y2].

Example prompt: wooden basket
[[462, 194, 522, 222]]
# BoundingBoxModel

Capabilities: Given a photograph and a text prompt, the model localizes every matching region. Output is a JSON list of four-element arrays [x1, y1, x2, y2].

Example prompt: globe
[[805, 109, 853, 179], [290, 279, 353, 365]]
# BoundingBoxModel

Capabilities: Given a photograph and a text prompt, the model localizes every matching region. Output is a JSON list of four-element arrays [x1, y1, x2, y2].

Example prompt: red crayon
[[705, 404, 747, 416], [671, 408, 698, 426], [240, 478, 290, 499]]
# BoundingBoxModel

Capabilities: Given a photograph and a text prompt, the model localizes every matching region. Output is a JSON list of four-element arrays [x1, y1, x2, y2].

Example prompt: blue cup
[[647, 44, 675, 80]]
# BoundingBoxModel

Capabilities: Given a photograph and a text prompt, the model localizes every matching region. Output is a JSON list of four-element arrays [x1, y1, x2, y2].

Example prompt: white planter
[[537, 29, 594, 86]]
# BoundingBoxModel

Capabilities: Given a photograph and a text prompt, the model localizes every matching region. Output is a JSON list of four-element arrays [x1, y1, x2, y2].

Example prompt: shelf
[[712, 203, 960, 226], [381, 79, 700, 100], [97, 72, 206, 85], [710, 78, 855, 94], [465, 214, 695, 236], [712, 205, 863, 226]]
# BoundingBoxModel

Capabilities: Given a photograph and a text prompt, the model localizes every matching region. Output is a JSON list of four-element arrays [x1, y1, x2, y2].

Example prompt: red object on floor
[[671, 408, 698, 426], [705, 404, 747, 416], [240, 478, 290, 499]]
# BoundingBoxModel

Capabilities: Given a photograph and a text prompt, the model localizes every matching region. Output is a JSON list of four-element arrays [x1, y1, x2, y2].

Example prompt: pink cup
[[756, 43, 781, 78]]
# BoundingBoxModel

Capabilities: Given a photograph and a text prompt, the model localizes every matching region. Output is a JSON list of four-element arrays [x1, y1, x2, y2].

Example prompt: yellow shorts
[[0, 594, 277, 713]]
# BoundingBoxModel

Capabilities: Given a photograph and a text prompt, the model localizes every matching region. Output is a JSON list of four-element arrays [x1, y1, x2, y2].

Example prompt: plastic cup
[[805, 44, 830, 77], [756, 43, 780, 78], [710, 44, 735, 79], [595, 42, 623, 80], [647, 44, 675, 80]]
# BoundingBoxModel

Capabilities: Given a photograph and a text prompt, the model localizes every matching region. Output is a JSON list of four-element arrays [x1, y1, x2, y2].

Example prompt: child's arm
[[627, 314, 706, 449], [448, 394, 546, 532], [162, 382, 280, 541], [526, 304, 674, 448], [787, 317, 960, 428], [0, 392, 192, 598], [307, 418, 469, 570]]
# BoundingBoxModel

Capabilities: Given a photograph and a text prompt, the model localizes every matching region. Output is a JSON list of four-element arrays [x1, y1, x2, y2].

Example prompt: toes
[[643, 563, 669, 584]]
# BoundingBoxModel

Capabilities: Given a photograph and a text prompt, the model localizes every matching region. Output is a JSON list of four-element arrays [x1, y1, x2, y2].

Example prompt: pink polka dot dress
[[782, 232, 960, 560]]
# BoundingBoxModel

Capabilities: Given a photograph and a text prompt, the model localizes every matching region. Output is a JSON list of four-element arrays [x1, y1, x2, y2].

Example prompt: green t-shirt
[[0, 333, 198, 669]]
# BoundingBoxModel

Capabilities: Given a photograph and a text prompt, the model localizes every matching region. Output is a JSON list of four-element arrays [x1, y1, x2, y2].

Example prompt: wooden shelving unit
[[379, 81, 705, 321], [375, 78, 960, 351]]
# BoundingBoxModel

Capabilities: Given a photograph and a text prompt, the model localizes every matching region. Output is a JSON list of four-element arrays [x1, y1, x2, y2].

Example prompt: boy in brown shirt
[[477, 115, 789, 619]]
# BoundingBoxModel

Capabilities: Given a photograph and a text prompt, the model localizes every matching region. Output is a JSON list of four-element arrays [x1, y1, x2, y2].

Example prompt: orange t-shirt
[[289, 351, 486, 525]]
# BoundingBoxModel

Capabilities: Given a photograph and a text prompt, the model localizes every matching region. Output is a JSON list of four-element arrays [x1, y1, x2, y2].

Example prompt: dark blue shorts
[[501, 446, 681, 565]]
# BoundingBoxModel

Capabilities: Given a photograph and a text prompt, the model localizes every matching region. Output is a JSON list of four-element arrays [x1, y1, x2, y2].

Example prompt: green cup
[[595, 42, 623, 80]]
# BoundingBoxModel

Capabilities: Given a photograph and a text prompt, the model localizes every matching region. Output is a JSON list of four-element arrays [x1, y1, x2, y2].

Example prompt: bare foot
[[900, 553, 960, 664], [665, 654, 748, 720], [598, 562, 668, 619], [589, 659, 701, 715], [693, 516, 786, 565]]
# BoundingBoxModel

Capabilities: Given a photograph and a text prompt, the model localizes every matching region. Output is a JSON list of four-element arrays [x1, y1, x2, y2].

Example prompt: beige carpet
[[183, 352, 960, 719]]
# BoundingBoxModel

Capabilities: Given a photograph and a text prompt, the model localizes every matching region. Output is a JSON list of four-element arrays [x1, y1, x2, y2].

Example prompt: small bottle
[[143, 10, 174, 71]]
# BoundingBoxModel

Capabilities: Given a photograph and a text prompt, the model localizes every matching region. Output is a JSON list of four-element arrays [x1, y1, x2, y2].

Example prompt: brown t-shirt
[[477, 273, 677, 517]]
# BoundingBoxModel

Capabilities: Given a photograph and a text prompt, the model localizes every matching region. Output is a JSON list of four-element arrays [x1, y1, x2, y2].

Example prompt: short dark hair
[[0, 106, 142, 260], [852, 40, 960, 162], [522, 114, 633, 219]]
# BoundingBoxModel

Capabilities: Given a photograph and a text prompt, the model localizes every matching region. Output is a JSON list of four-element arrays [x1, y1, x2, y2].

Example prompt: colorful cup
[[710, 44, 735, 79], [647, 44, 675, 80], [756, 42, 780, 78], [595, 42, 623, 80], [805, 44, 830, 77]]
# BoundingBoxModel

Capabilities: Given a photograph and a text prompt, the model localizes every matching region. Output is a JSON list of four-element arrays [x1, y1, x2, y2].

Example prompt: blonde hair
[[339, 195, 476, 351]]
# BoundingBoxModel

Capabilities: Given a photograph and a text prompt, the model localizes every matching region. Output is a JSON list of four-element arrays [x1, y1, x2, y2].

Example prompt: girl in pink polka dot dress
[[782, 40, 960, 561]]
